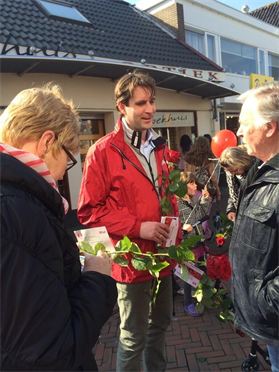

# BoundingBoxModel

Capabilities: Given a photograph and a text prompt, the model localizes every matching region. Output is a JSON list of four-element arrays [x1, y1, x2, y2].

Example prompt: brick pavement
[[95, 293, 271, 372]]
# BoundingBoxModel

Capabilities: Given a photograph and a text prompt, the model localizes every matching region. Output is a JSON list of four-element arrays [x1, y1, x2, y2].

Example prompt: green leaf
[[118, 236, 132, 251], [94, 242, 106, 254], [169, 183, 179, 193], [130, 243, 141, 253], [174, 183, 187, 198], [169, 169, 180, 181], [131, 257, 151, 271], [113, 255, 129, 267], [78, 241, 95, 255], [149, 269, 160, 279], [180, 248, 195, 262], [160, 196, 173, 214], [151, 261, 169, 273], [180, 235, 201, 249], [168, 245, 180, 260], [194, 289, 203, 302]]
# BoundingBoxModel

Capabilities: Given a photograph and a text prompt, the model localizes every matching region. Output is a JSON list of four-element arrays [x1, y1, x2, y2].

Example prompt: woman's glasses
[[62, 145, 77, 171]]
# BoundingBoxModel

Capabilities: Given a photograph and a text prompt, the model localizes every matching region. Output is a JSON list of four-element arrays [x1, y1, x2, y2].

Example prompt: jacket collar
[[0, 152, 64, 219], [248, 153, 279, 188], [112, 117, 166, 149]]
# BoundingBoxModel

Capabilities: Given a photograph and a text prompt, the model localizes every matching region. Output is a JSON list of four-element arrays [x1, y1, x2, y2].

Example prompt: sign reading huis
[[153, 112, 194, 128]]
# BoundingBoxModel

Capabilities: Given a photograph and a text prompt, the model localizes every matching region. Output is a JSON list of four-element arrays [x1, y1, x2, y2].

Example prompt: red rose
[[216, 236, 225, 246], [166, 149, 181, 164], [206, 254, 231, 281]]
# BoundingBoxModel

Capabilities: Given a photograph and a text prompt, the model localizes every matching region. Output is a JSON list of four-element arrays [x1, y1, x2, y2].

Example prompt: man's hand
[[83, 251, 113, 276], [227, 211, 236, 222], [140, 221, 170, 245]]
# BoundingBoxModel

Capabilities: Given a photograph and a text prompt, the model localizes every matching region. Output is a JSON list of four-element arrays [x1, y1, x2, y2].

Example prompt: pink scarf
[[0, 142, 69, 213]]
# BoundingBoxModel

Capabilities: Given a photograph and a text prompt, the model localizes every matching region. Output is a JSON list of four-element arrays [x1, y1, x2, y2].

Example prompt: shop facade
[[0, 0, 238, 209], [1, 72, 217, 208]]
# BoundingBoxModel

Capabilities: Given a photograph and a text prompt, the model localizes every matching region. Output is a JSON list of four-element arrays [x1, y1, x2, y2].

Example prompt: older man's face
[[237, 97, 267, 159]]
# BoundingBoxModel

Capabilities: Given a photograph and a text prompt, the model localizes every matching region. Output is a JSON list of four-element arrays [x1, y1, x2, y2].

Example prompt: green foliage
[[131, 256, 152, 271], [220, 213, 234, 237], [160, 196, 173, 215], [160, 168, 187, 214], [78, 241, 106, 255], [192, 275, 233, 321]]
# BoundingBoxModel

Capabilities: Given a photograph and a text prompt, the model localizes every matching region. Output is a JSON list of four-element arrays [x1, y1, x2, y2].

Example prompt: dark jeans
[[267, 344, 279, 372]]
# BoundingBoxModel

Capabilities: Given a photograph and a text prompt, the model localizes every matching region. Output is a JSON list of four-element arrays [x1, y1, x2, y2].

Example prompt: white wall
[[182, 0, 279, 53]]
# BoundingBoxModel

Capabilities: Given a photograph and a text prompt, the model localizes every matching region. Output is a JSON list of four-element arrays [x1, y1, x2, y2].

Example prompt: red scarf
[[0, 142, 69, 213]]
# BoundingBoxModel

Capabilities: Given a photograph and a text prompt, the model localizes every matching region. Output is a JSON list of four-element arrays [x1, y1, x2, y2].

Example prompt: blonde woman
[[220, 145, 255, 221], [0, 85, 117, 370]]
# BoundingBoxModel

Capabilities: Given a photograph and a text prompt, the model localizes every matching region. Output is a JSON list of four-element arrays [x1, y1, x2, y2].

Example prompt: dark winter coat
[[0, 153, 117, 370], [229, 154, 279, 345]]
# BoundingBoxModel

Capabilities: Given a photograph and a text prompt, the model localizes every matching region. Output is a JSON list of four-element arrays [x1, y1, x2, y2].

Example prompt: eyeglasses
[[62, 144, 77, 171]]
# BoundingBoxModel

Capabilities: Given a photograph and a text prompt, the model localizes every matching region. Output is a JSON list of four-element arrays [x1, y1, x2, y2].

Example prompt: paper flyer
[[74, 226, 115, 252], [160, 216, 179, 247], [174, 262, 204, 288]]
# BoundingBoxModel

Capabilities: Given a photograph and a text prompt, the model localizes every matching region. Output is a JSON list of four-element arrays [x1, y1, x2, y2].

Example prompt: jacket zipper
[[141, 148, 156, 187], [110, 143, 160, 199]]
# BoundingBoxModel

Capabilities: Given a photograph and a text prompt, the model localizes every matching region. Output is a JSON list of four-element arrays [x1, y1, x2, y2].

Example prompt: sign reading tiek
[[153, 112, 194, 128], [0, 36, 225, 83]]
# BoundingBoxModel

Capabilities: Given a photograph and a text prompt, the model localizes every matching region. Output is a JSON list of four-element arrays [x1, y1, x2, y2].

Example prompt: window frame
[[185, 28, 217, 63], [34, 0, 91, 25], [268, 52, 279, 80], [220, 37, 257, 76]]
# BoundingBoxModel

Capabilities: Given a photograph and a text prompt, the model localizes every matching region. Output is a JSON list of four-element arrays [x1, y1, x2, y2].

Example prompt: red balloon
[[211, 130, 237, 158]]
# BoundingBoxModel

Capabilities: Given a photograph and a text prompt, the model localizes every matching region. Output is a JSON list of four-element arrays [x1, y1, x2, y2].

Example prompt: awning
[[0, 52, 240, 99]]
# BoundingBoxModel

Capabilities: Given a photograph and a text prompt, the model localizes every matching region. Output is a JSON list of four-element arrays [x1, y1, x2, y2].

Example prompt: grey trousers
[[116, 276, 173, 372]]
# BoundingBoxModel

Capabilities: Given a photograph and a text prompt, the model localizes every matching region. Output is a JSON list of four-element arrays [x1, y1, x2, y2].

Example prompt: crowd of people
[[1, 71, 278, 371]]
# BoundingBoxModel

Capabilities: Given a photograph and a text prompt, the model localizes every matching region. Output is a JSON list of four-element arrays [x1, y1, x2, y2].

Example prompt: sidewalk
[[95, 295, 271, 371]]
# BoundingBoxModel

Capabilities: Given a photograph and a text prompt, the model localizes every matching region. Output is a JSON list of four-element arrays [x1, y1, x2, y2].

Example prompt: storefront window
[[221, 37, 256, 75], [79, 116, 105, 168], [268, 53, 279, 80]]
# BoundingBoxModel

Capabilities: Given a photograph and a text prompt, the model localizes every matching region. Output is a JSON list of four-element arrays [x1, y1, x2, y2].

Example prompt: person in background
[[177, 171, 211, 317], [220, 145, 255, 222], [184, 136, 221, 201], [78, 71, 177, 372], [230, 83, 279, 371], [178, 134, 192, 170], [0, 84, 117, 371], [203, 133, 212, 144], [184, 136, 221, 240]]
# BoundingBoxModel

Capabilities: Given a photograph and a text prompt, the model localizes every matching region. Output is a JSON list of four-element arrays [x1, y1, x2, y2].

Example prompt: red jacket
[[78, 119, 178, 283]]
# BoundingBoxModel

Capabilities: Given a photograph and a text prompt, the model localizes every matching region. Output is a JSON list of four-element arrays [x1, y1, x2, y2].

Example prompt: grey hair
[[238, 82, 279, 128]]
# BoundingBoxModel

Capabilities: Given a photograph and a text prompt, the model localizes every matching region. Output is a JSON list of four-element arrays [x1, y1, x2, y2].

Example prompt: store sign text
[[153, 112, 194, 128], [1, 36, 224, 82]]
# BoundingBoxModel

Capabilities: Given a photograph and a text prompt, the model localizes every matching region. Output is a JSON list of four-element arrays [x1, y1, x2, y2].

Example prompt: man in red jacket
[[78, 71, 177, 371]]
